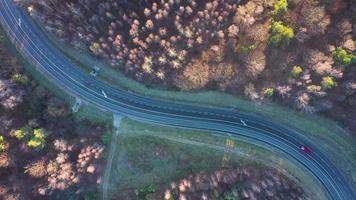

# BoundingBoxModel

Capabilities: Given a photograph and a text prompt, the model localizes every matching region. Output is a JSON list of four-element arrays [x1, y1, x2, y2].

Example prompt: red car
[[300, 145, 313, 155]]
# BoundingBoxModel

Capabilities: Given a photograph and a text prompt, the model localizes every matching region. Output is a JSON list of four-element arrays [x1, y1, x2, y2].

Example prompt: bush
[[268, 21, 294, 47], [146, 185, 156, 194], [134, 185, 156, 198], [0, 135, 7, 152], [224, 192, 239, 200], [273, 0, 288, 16], [27, 129, 48, 149], [321, 76, 337, 90], [332, 47, 355, 66], [291, 65, 303, 77], [14, 126, 30, 140], [89, 42, 101, 54], [12, 73, 28, 85], [263, 87, 275, 98], [239, 44, 257, 54]]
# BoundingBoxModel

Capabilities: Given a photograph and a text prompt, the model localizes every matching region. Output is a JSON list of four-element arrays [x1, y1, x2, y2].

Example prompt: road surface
[[0, 0, 355, 199]]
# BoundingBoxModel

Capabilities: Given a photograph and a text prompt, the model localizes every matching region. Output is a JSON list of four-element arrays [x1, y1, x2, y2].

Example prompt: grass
[[104, 118, 327, 200], [34, 20, 356, 188]]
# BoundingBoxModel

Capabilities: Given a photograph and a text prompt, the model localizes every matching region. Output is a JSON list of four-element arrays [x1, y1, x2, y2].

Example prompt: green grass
[[27, 20, 356, 188], [104, 118, 327, 200], [73, 102, 113, 124]]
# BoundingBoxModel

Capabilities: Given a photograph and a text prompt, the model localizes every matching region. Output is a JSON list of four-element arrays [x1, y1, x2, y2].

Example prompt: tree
[[25, 159, 47, 178], [332, 47, 354, 67], [0, 79, 25, 110], [0, 135, 7, 152], [321, 76, 337, 90], [12, 73, 28, 85], [268, 21, 294, 47], [291, 65, 303, 77], [27, 128, 48, 149], [89, 42, 101, 54], [14, 126, 30, 140], [273, 0, 288, 17], [299, 3, 330, 39], [46, 97, 69, 118], [175, 60, 210, 91], [210, 63, 235, 91], [263, 87, 274, 98]]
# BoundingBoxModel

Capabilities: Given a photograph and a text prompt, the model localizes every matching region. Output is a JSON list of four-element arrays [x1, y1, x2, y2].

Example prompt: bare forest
[[0, 30, 106, 200], [16, 0, 356, 133]]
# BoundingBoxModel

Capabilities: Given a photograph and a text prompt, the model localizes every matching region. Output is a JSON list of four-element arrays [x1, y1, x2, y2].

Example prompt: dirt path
[[102, 115, 122, 200]]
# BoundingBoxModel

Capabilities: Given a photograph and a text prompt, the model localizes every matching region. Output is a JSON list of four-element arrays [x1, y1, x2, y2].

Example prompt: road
[[0, 0, 355, 199]]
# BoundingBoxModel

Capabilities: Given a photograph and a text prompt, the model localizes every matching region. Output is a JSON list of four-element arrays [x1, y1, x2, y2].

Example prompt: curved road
[[0, 0, 355, 199]]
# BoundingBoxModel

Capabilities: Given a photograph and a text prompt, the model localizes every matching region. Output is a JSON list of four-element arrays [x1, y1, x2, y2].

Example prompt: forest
[[0, 25, 310, 200], [0, 29, 106, 199], [1, 0, 355, 199], [17, 0, 356, 133]]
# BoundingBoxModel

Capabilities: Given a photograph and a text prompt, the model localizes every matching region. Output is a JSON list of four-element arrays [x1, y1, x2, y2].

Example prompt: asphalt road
[[0, 0, 355, 199]]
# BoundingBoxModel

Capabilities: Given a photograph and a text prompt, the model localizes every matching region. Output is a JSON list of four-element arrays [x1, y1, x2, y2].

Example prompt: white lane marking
[[101, 90, 108, 98]]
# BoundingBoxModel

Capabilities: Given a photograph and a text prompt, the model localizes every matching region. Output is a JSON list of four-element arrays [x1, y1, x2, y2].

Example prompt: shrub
[[321, 76, 337, 90], [146, 185, 156, 193], [239, 44, 257, 54], [268, 21, 294, 47], [263, 87, 275, 98], [27, 129, 47, 149], [224, 192, 239, 200], [89, 42, 101, 54], [273, 0, 288, 17], [14, 126, 30, 140], [0, 136, 7, 152], [134, 185, 156, 198], [332, 47, 355, 66], [12, 73, 28, 85], [291, 65, 303, 77]]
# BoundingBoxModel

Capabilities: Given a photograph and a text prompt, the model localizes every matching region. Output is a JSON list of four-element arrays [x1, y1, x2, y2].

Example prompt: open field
[[104, 118, 327, 200]]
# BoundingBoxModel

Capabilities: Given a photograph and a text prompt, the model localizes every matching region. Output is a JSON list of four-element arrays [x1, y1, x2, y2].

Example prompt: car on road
[[300, 145, 312, 155]]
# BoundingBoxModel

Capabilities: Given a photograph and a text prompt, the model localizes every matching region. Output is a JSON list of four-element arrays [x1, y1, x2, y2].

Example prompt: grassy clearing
[[104, 118, 327, 200], [35, 20, 356, 187], [73, 102, 113, 124]]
